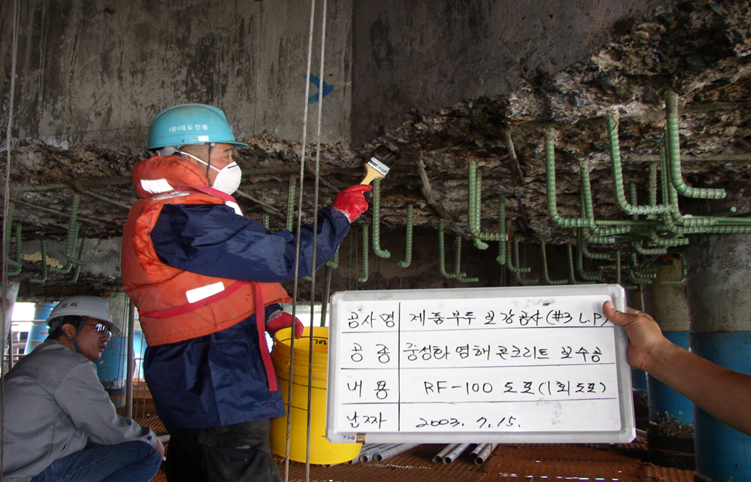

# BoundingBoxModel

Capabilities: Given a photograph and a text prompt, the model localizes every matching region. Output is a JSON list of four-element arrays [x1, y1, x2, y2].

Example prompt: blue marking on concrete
[[308, 73, 334, 103]]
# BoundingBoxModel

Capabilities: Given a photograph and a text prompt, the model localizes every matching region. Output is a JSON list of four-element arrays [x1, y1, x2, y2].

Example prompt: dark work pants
[[164, 419, 281, 482]]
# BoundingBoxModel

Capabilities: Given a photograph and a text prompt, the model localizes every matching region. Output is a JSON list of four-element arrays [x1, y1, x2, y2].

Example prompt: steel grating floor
[[129, 385, 694, 482], [141, 427, 694, 482]]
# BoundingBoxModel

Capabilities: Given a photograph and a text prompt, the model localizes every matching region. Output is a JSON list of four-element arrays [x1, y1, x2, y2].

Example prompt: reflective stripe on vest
[[122, 188, 292, 346]]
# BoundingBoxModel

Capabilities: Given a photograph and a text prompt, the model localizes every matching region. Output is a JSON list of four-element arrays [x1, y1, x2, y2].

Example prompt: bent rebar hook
[[468, 161, 507, 249], [49, 195, 87, 275], [372, 179, 391, 258], [438, 224, 476, 282]]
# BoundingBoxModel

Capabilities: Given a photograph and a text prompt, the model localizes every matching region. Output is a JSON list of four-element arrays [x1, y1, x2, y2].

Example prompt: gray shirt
[[1, 340, 157, 481]]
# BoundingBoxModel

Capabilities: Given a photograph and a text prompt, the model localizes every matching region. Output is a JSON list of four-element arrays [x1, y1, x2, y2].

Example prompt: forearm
[[646, 342, 751, 436]]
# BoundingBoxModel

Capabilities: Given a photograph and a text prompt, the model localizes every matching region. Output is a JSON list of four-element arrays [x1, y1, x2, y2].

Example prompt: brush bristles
[[368, 157, 391, 175]]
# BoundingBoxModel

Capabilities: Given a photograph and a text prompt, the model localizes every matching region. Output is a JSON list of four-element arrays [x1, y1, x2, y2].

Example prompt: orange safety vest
[[121, 156, 292, 347]]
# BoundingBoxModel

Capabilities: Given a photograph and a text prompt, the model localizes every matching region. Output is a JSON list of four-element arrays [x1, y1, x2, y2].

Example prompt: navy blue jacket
[[143, 203, 350, 428]]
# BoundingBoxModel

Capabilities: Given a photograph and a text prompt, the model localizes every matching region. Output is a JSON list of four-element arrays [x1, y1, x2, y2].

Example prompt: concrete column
[[687, 233, 751, 482], [642, 257, 694, 470]]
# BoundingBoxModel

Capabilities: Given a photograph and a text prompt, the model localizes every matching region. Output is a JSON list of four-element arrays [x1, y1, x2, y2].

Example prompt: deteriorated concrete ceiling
[[4, 0, 751, 301]]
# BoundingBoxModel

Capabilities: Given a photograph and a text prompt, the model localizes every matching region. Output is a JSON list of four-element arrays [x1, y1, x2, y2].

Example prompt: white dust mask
[[182, 152, 242, 195]]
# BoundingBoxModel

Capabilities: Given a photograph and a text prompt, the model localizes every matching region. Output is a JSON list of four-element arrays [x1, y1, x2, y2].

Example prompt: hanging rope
[[1, 0, 21, 479], [305, 0, 327, 480], [284, 1, 328, 481]]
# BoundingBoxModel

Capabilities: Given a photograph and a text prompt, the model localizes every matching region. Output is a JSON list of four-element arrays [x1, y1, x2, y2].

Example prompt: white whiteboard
[[326, 284, 634, 444]]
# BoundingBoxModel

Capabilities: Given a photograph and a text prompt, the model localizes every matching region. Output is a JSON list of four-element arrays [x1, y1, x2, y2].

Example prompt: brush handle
[[360, 164, 385, 185]]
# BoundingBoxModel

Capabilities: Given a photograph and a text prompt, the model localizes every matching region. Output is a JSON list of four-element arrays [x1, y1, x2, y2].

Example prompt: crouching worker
[[1, 295, 164, 482]]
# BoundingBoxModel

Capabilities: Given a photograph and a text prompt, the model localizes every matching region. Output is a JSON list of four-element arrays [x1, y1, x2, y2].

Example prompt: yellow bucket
[[269, 326, 361, 464]]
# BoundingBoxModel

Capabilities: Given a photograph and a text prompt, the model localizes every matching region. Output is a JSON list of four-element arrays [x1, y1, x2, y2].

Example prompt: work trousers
[[31, 441, 161, 482], [164, 419, 281, 482]]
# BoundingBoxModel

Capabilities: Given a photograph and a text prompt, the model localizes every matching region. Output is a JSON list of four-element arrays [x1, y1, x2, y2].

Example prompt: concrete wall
[[0, 0, 353, 149], [1, 0, 676, 151], [350, 0, 672, 144]]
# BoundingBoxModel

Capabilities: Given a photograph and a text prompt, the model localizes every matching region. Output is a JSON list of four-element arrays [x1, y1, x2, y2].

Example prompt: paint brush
[[360, 146, 394, 185]]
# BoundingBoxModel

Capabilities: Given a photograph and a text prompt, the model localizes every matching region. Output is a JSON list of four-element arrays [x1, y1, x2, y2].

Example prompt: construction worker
[[121, 104, 370, 482], [1, 295, 164, 482]]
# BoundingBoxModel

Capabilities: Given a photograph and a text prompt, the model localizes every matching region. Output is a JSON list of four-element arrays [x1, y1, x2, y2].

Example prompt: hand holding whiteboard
[[326, 284, 634, 444]]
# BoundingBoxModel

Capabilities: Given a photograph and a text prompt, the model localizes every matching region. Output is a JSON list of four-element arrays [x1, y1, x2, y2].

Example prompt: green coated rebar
[[455, 235, 479, 283], [438, 224, 468, 279], [398, 204, 413, 268], [7, 223, 22, 276], [565, 244, 593, 284], [577, 228, 610, 260], [629, 270, 656, 284], [660, 254, 687, 285], [647, 230, 688, 247], [286, 176, 296, 231], [371, 179, 391, 258], [357, 225, 369, 283], [607, 116, 671, 216], [575, 242, 602, 281], [630, 239, 667, 255], [30, 240, 48, 284], [627, 252, 658, 280], [467, 162, 505, 248], [658, 146, 751, 233], [611, 250, 638, 289], [262, 213, 270, 229], [326, 249, 340, 269], [496, 199, 507, 265], [648, 163, 658, 208], [468, 161, 487, 250], [579, 160, 641, 235], [49, 195, 82, 274], [5, 204, 22, 275], [582, 228, 619, 244], [629, 183, 640, 222], [545, 133, 594, 228], [71, 238, 88, 283], [510, 239, 537, 285], [540, 241, 567, 285], [666, 91, 726, 199]]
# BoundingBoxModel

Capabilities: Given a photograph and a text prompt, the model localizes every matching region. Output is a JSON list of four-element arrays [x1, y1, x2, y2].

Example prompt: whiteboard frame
[[326, 284, 634, 444]]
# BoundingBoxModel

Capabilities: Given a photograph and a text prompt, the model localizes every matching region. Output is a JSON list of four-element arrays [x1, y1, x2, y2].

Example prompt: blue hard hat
[[148, 104, 249, 150]]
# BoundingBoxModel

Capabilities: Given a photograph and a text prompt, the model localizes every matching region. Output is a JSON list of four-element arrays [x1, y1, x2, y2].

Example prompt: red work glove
[[332, 185, 372, 222], [266, 311, 304, 339]]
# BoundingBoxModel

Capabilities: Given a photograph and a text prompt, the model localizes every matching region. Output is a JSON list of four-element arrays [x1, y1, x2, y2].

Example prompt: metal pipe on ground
[[470, 443, 487, 461], [351, 444, 399, 464], [442, 443, 470, 464], [474, 444, 498, 465], [432, 444, 459, 463], [373, 443, 419, 462]]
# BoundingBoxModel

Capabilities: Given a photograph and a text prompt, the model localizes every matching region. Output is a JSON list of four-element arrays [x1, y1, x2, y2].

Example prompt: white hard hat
[[48, 296, 121, 335]]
